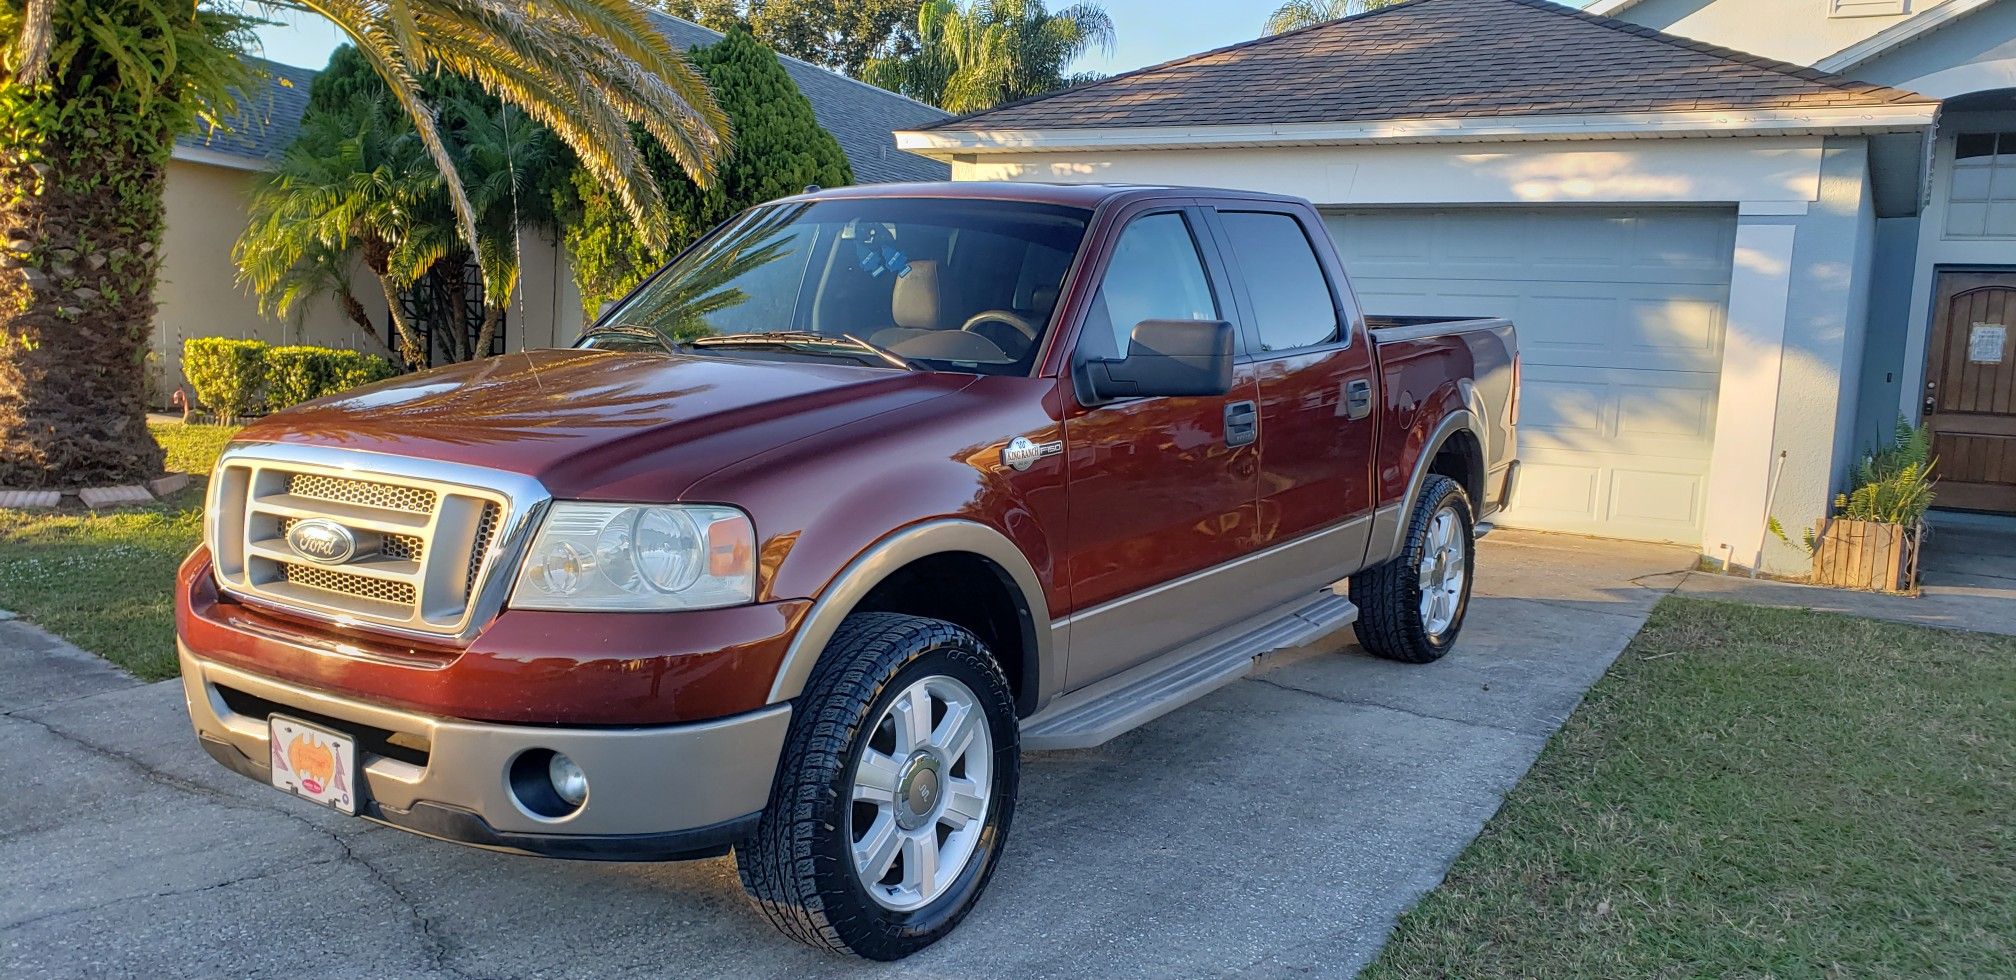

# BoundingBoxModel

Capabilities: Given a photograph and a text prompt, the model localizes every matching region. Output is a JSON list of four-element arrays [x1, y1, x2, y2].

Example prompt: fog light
[[548, 752, 588, 806]]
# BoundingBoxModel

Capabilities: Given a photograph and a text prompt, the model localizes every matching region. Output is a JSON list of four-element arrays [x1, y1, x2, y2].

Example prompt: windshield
[[593, 197, 1092, 375]]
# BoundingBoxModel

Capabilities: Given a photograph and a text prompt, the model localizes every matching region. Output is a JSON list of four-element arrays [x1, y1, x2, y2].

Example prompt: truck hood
[[233, 348, 974, 500]]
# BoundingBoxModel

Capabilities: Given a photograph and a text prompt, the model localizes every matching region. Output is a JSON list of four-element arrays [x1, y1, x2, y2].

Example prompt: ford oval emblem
[[286, 519, 358, 565]]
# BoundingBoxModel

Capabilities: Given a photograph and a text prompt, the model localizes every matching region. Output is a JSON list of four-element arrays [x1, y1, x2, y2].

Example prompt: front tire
[[736, 612, 1019, 960], [1349, 475, 1475, 664]]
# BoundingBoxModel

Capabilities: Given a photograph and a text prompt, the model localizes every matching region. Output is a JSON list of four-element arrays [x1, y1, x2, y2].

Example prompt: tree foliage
[[1263, 0, 1408, 35], [562, 26, 850, 314], [653, 0, 923, 77], [862, 0, 1113, 113], [0, 0, 256, 486], [0, 0, 732, 487], [237, 45, 568, 367]]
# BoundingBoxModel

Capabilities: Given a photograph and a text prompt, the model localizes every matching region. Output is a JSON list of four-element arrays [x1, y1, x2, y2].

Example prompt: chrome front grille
[[281, 561, 419, 606], [208, 446, 548, 641], [287, 473, 437, 513]]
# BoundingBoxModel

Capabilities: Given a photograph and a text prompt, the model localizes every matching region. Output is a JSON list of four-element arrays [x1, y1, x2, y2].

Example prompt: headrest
[[1031, 285, 1060, 318], [893, 260, 949, 330]]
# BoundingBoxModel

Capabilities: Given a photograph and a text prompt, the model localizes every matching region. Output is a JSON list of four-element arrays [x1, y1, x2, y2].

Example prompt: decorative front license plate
[[268, 716, 359, 815]]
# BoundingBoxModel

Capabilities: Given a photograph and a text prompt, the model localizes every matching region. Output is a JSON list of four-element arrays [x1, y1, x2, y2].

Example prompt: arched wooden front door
[[1928, 273, 2016, 514]]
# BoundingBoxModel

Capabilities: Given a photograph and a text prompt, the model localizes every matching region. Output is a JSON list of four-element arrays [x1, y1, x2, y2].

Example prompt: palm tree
[[1263, 0, 1407, 35], [864, 0, 1114, 113], [236, 102, 441, 367], [0, 1, 729, 488]]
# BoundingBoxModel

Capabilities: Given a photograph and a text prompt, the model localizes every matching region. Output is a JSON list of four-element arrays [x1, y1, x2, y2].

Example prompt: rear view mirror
[[1080, 319, 1235, 401]]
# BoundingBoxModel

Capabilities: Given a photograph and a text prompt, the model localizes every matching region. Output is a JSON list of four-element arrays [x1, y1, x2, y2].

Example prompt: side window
[[1081, 212, 1218, 360], [1219, 211, 1340, 353]]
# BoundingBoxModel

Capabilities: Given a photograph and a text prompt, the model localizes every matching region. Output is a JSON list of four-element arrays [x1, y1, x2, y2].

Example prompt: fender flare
[[1374, 409, 1483, 560], [764, 519, 1056, 708]]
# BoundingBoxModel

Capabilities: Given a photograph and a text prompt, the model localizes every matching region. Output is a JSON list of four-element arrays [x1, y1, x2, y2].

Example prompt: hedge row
[[183, 339, 398, 422]]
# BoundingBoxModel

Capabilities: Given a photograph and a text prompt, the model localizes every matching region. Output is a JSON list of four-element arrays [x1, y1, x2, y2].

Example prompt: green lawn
[[1367, 597, 2016, 978], [0, 420, 237, 680]]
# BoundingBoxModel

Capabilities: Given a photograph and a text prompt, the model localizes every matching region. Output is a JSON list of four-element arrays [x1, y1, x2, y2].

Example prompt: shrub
[[182, 338, 268, 423], [183, 339, 398, 420], [1838, 418, 1936, 525], [266, 346, 397, 411]]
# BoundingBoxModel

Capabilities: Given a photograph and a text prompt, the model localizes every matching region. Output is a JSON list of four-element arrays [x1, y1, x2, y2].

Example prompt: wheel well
[[1428, 429, 1485, 509], [854, 551, 1038, 717]]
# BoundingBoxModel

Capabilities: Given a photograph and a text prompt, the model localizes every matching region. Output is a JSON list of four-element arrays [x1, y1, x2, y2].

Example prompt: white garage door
[[1325, 207, 1735, 544]]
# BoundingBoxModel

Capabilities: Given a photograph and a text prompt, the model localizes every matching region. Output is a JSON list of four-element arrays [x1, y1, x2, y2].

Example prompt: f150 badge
[[1001, 436, 1063, 472], [286, 519, 358, 565]]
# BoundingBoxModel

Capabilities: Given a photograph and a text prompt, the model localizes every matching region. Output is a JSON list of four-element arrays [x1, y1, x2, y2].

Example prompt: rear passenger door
[[1060, 204, 1262, 689], [1204, 204, 1379, 580]]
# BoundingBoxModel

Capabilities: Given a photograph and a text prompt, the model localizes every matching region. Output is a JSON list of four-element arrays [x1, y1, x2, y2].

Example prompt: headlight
[[509, 503, 755, 611]]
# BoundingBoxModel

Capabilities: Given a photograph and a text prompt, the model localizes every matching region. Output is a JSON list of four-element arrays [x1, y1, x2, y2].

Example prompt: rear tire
[[735, 612, 1019, 960], [1349, 475, 1475, 664]]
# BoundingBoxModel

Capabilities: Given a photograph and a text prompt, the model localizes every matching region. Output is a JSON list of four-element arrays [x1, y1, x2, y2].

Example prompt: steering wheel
[[959, 309, 1039, 342]]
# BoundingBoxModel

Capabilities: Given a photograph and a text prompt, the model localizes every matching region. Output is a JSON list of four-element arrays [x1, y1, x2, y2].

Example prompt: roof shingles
[[914, 0, 1935, 135]]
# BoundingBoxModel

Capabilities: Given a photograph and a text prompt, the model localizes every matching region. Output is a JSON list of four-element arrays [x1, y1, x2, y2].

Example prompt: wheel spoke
[[854, 748, 902, 804], [901, 829, 940, 898], [932, 701, 981, 763], [891, 685, 933, 755], [853, 812, 901, 884], [939, 776, 986, 830]]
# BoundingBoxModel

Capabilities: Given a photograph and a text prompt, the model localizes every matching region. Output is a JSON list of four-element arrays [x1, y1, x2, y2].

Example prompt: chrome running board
[[1021, 589, 1359, 751]]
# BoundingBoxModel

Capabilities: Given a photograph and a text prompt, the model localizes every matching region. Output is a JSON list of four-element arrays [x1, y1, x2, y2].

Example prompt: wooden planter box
[[1810, 519, 1924, 594]]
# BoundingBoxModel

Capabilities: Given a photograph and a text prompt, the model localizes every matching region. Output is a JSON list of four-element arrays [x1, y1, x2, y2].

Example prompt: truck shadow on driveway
[[2, 530, 1691, 979]]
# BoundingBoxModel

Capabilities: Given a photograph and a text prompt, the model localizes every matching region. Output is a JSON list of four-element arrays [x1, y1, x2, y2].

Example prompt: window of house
[[1947, 132, 2016, 239], [1829, 0, 1907, 17], [1217, 211, 1341, 353]]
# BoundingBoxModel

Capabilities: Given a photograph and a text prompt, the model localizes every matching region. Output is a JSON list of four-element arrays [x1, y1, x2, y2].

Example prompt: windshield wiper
[[688, 331, 927, 372]]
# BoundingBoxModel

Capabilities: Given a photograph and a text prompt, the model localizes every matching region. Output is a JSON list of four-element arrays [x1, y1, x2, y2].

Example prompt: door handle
[[1225, 400, 1258, 447], [1345, 378, 1373, 420]]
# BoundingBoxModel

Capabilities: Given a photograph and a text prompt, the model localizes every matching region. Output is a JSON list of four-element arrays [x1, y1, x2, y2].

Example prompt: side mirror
[[1081, 319, 1235, 401]]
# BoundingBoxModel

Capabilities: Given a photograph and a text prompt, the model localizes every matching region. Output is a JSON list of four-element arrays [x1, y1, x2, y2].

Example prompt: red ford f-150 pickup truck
[[177, 182, 1517, 958]]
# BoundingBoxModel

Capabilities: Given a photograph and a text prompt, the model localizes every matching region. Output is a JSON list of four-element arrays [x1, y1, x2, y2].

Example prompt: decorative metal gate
[[392, 257, 506, 367]]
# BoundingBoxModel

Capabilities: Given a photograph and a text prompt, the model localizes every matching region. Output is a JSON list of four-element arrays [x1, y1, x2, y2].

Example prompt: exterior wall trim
[[1814, 0, 2004, 73], [897, 106, 1939, 158]]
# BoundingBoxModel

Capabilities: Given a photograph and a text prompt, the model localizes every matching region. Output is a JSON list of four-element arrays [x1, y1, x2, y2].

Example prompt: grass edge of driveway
[[1365, 596, 2016, 978]]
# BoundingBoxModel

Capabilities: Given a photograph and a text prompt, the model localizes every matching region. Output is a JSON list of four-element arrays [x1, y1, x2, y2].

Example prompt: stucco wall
[[1614, 0, 1948, 68], [153, 158, 581, 404], [1859, 215, 1922, 447], [950, 137, 1827, 208], [1895, 108, 2016, 423], [1851, 0, 2016, 95]]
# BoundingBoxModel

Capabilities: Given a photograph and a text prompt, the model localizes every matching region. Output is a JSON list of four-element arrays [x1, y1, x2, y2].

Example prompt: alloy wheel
[[848, 674, 993, 912]]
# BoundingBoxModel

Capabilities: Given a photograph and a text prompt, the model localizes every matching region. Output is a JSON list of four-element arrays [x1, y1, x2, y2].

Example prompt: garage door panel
[[1325, 206, 1735, 544], [1331, 209, 1736, 285], [1350, 280, 1726, 373], [1519, 365, 1718, 458]]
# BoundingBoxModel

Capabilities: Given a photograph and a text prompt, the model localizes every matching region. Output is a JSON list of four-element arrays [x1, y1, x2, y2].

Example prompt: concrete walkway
[[1678, 510, 2016, 637], [2, 531, 1692, 979]]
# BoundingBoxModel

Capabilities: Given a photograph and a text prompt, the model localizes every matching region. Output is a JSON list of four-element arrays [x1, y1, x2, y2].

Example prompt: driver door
[[1060, 205, 1263, 689]]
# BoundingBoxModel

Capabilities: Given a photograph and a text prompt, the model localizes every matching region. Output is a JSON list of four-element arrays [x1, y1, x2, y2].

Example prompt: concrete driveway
[[2, 530, 1691, 978]]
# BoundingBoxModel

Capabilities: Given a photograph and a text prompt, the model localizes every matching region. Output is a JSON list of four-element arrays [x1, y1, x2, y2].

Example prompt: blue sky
[[253, 1, 1585, 77]]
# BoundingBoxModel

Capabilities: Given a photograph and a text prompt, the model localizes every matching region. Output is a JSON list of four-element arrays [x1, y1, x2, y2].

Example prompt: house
[[154, 17, 948, 402], [894, 0, 2016, 575]]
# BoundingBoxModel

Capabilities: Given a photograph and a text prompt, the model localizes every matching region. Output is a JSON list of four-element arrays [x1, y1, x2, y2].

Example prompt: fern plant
[[1771, 419, 1937, 551]]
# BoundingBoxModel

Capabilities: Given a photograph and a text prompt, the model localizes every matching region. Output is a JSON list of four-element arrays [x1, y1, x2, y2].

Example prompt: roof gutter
[[896, 104, 1941, 159], [1580, 0, 1645, 14], [171, 143, 268, 172]]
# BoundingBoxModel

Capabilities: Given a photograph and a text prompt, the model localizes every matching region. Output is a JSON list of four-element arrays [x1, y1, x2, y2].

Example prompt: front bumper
[[181, 645, 790, 861]]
